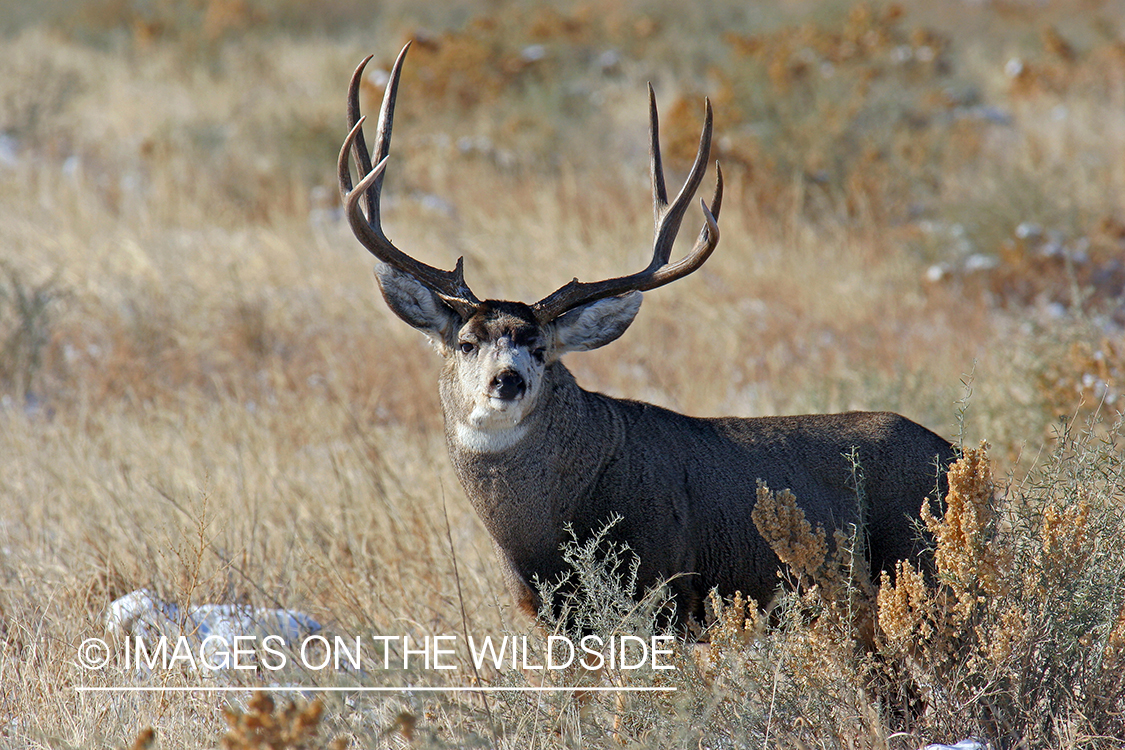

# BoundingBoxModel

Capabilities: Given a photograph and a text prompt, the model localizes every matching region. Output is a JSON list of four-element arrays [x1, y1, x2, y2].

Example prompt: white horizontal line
[[76, 685, 675, 693]]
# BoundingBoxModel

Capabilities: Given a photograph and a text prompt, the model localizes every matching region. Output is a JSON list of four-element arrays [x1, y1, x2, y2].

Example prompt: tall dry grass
[[1, 0, 1124, 747]]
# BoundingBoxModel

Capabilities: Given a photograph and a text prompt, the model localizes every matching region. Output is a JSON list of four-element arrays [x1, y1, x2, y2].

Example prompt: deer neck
[[440, 362, 615, 557]]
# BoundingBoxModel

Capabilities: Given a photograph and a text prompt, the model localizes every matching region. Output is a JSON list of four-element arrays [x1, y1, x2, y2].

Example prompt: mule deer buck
[[339, 44, 956, 627]]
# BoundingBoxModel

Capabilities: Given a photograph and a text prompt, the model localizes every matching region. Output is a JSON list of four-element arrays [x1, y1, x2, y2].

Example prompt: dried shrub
[[709, 435, 1125, 746], [223, 693, 346, 750], [701, 482, 886, 745], [750, 483, 829, 583], [126, 727, 156, 750], [752, 479, 879, 643], [875, 435, 1125, 745], [876, 442, 1007, 672], [705, 589, 763, 656], [924, 444, 1006, 602]]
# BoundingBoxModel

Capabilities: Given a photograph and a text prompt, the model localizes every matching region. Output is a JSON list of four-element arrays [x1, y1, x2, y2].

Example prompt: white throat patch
[[454, 421, 529, 453]]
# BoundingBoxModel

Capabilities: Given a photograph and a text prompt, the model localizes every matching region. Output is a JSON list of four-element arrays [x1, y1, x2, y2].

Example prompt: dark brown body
[[446, 360, 955, 624]]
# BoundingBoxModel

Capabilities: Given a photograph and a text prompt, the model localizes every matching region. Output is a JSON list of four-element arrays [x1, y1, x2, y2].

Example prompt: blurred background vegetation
[[1, 0, 1123, 747]]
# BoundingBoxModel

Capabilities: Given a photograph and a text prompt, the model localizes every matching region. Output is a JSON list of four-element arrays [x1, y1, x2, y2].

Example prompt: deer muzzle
[[490, 370, 526, 401]]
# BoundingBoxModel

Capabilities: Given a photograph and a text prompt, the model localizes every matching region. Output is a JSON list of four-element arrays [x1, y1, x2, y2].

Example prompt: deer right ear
[[375, 262, 461, 346]]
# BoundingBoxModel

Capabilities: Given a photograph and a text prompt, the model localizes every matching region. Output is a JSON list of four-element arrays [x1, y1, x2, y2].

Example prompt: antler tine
[[344, 54, 376, 219], [532, 93, 722, 323], [665, 162, 722, 278], [339, 43, 481, 318], [652, 97, 713, 267], [649, 84, 669, 224]]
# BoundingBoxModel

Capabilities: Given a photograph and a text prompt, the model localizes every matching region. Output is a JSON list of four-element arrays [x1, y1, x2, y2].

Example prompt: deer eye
[[459, 341, 476, 355]]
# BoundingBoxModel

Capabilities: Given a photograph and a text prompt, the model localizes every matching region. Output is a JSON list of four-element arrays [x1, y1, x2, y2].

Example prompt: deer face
[[449, 302, 548, 434], [375, 263, 642, 450]]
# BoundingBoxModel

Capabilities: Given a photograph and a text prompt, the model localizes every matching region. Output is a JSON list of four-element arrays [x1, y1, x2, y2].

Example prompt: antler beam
[[338, 43, 481, 319], [531, 88, 723, 323]]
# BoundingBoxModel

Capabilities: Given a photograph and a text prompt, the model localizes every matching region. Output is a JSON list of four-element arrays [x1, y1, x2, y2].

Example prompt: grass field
[[2, 0, 1124, 747]]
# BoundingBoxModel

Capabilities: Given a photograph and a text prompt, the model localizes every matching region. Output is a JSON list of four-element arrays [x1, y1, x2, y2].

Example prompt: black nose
[[491, 370, 526, 401]]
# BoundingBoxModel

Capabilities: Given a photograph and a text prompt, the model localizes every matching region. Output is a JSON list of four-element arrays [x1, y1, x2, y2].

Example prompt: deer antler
[[338, 43, 482, 319], [531, 86, 723, 323]]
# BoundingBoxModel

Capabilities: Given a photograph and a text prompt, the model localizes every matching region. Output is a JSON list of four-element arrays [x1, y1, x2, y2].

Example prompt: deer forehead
[[460, 302, 543, 346]]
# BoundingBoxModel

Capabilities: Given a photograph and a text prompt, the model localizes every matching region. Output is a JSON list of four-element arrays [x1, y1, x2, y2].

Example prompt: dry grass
[[1, 0, 1124, 747]]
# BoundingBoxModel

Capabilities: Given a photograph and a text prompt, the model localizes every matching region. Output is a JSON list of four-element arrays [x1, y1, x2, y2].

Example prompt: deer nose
[[491, 370, 526, 401]]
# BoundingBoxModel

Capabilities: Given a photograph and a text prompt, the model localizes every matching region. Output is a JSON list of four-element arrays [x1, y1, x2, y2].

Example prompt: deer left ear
[[549, 292, 642, 354]]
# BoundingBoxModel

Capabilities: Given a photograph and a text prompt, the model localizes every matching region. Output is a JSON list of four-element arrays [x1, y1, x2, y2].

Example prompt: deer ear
[[375, 263, 461, 347], [549, 291, 642, 354]]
